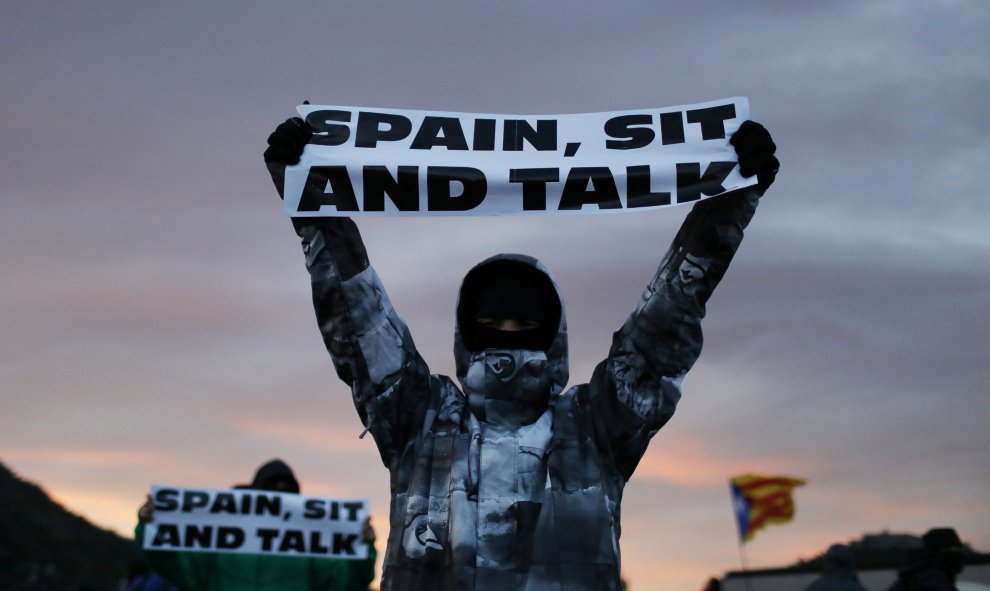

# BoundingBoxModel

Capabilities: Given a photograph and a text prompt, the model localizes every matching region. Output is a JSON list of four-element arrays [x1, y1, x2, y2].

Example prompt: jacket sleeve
[[310, 545, 377, 591], [291, 216, 432, 466], [590, 188, 762, 480], [134, 519, 211, 589], [348, 546, 378, 591]]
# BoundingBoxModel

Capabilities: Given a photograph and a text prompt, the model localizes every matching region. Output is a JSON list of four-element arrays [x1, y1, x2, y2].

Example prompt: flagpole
[[729, 477, 755, 591], [737, 539, 755, 591]]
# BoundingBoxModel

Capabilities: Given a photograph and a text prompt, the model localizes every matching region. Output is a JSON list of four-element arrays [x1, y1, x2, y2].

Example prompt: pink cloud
[[222, 416, 377, 454], [632, 434, 808, 488]]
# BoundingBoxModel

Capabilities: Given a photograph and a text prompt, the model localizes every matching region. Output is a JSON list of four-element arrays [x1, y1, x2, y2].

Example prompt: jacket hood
[[454, 253, 568, 400], [251, 458, 300, 493]]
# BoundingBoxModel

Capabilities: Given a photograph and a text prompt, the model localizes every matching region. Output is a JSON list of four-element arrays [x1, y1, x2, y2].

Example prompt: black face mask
[[459, 260, 560, 352]]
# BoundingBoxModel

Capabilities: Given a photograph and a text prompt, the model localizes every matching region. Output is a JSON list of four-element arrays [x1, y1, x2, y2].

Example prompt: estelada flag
[[730, 473, 806, 542]]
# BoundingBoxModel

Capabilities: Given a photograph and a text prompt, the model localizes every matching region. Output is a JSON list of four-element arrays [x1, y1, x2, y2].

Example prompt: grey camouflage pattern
[[292, 188, 760, 590]]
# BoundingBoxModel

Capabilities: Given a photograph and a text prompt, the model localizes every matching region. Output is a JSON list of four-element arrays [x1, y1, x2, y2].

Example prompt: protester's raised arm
[[265, 117, 432, 466], [589, 121, 778, 479]]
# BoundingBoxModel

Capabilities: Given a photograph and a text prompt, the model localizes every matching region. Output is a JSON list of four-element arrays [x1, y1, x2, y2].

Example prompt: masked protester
[[135, 459, 377, 591], [266, 113, 779, 591]]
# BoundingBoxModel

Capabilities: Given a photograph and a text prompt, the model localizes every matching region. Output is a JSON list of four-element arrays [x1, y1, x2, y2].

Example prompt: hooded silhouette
[[888, 528, 966, 591], [805, 544, 868, 591], [251, 458, 301, 493]]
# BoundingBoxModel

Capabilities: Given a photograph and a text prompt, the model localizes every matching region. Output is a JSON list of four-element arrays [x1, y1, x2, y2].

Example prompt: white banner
[[141, 485, 370, 559], [282, 97, 756, 217]]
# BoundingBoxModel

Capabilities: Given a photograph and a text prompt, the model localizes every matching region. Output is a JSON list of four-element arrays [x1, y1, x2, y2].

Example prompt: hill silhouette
[[724, 529, 990, 580], [796, 530, 990, 570], [0, 460, 139, 590]]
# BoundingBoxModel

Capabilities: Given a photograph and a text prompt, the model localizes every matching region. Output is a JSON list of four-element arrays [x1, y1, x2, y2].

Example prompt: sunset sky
[[2, 2, 988, 590]]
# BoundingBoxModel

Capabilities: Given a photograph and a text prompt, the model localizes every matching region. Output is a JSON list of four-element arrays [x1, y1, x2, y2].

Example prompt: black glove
[[730, 120, 779, 193], [263, 117, 313, 166]]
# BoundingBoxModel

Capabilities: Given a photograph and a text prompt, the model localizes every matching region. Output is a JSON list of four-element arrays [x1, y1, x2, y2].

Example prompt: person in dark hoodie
[[887, 528, 966, 591], [805, 544, 868, 591], [249, 458, 302, 493], [264, 113, 779, 591], [135, 459, 377, 591]]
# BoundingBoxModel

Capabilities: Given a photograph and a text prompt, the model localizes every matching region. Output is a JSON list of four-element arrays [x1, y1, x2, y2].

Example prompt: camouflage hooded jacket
[[291, 188, 760, 591]]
